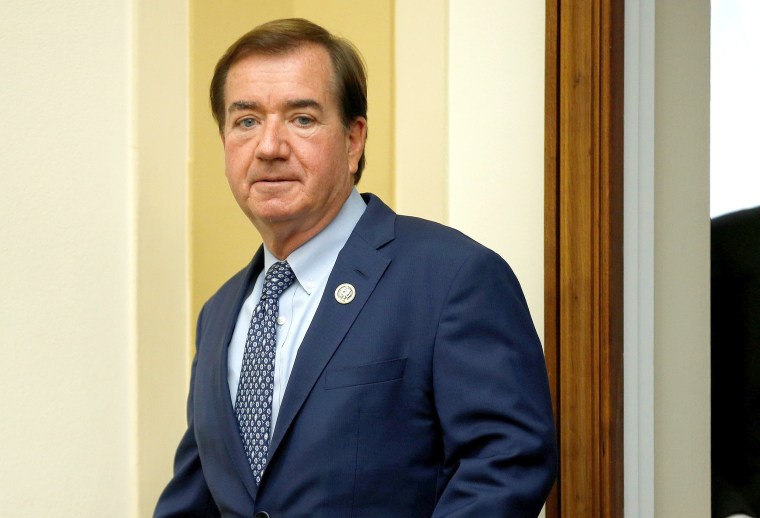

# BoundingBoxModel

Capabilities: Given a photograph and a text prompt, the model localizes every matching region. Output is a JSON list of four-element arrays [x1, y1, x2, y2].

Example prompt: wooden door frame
[[544, 0, 625, 516]]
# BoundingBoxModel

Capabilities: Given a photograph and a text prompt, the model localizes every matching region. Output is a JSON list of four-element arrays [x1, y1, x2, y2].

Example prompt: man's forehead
[[224, 45, 338, 105], [228, 45, 333, 81]]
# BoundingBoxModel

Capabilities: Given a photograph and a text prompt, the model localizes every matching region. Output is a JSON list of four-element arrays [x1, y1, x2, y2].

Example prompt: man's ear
[[346, 117, 367, 174]]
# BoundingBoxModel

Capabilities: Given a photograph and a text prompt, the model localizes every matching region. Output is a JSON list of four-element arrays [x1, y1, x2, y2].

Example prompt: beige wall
[[0, 1, 135, 516], [395, 1, 545, 336], [654, 0, 711, 514], [134, 1, 190, 516], [395, 1, 449, 223], [447, 1, 545, 334]]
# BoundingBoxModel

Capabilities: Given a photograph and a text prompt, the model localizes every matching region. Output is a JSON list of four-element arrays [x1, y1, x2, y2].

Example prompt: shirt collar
[[262, 188, 367, 295]]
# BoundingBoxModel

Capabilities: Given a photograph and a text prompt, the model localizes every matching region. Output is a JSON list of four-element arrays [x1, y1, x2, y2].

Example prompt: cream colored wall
[[447, 1, 545, 336], [134, 1, 190, 516], [395, 1, 545, 337], [653, 0, 711, 514], [189, 1, 394, 324], [0, 1, 135, 516], [395, 1, 448, 223]]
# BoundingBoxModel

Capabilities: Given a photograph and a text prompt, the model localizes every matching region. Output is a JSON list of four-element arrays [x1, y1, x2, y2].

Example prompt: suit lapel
[[205, 250, 264, 502], [266, 194, 395, 467]]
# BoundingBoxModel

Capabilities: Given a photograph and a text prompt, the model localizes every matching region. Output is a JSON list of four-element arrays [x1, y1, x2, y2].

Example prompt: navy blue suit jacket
[[155, 194, 557, 517]]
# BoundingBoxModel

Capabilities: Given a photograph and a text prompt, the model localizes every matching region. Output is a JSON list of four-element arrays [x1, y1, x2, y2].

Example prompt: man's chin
[[246, 200, 301, 226]]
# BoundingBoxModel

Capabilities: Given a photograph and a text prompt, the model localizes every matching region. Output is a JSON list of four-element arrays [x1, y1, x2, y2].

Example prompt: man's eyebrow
[[227, 99, 322, 114], [227, 101, 259, 114], [284, 99, 322, 111]]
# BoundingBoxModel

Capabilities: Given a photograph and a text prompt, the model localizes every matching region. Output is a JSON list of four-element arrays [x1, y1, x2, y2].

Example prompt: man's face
[[221, 44, 366, 248]]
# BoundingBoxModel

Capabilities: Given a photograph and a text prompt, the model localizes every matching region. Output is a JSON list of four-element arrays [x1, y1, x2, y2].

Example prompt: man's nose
[[255, 120, 289, 160]]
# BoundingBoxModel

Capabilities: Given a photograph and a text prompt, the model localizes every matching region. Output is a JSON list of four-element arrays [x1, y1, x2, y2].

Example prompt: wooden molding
[[545, 0, 624, 516]]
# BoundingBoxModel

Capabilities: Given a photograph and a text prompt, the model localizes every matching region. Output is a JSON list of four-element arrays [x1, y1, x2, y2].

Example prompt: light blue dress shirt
[[227, 189, 367, 435]]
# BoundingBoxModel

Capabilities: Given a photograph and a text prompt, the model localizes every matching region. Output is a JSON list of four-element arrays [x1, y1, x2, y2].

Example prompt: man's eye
[[294, 116, 313, 126], [239, 118, 256, 128]]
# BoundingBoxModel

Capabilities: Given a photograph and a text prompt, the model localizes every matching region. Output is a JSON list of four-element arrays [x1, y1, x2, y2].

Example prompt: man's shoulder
[[390, 214, 517, 285], [360, 193, 503, 268], [395, 216, 494, 255], [395, 214, 483, 248]]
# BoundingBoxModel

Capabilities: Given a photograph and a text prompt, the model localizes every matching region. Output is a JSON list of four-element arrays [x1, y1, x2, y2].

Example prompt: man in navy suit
[[155, 18, 557, 517]]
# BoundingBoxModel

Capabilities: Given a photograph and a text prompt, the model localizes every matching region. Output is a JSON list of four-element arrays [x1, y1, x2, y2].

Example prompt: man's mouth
[[251, 177, 298, 190]]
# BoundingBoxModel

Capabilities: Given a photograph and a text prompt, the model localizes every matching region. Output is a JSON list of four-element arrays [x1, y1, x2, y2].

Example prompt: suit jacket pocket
[[324, 358, 407, 389]]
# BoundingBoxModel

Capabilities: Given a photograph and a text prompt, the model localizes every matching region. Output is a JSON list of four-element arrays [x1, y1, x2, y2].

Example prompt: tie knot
[[261, 261, 296, 300]]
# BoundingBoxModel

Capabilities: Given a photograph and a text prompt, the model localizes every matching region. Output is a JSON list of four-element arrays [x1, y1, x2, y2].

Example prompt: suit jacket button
[[254, 513, 270, 518]]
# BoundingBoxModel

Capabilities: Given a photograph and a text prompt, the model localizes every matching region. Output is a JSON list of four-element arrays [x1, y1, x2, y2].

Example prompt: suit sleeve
[[154, 305, 221, 518], [431, 249, 557, 517]]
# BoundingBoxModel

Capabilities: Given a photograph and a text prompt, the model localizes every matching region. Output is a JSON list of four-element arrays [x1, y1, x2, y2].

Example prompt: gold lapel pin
[[334, 283, 356, 304]]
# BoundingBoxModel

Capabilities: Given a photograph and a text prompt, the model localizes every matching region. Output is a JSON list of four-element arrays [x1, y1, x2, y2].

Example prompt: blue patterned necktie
[[235, 261, 296, 485]]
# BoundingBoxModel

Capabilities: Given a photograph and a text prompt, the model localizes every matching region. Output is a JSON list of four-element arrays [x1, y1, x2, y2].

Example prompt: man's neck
[[262, 225, 328, 260]]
